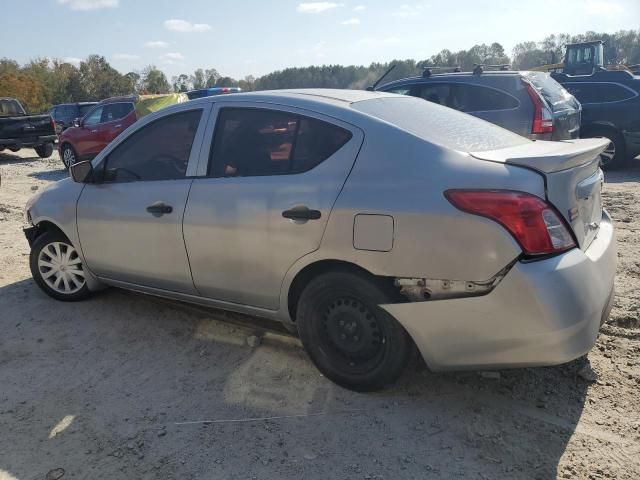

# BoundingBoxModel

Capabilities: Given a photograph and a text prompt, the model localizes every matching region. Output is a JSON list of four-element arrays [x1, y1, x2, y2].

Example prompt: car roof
[[198, 88, 397, 106], [378, 71, 526, 89]]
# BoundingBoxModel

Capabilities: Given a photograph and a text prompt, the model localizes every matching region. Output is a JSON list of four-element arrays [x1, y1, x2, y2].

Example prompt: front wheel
[[296, 271, 412, 392], [60, 143, 77, 168], [30, 231, 92, 302], [35, 143, 54, 158]]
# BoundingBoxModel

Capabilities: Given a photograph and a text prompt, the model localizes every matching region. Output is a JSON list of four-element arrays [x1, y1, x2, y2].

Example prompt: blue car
[[186, 87, 242, 100]]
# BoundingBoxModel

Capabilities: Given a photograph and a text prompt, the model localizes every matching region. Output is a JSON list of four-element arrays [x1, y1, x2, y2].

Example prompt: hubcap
[[37, 242, 85, 294], [600, 139, 615, 166], [63, 147, 75, 167], [322, 297, 385, 367]]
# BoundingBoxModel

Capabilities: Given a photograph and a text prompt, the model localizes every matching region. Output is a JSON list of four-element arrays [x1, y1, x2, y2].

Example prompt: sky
[[2, 0, 639, 80]]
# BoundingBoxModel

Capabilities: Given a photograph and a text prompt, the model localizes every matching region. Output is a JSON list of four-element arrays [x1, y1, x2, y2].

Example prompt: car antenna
[[367, 64, 397, 91]]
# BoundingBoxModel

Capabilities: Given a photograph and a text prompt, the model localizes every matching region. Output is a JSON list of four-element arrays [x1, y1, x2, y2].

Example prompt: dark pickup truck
[[0, 98, 57, 158]]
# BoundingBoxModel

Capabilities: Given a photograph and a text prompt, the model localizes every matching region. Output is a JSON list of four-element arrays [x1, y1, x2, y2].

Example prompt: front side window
[[414, 83, 453, 106], [79, 104, 96, 117], [102, 102, 134, 123], [103, 109, 202, 182], [209, 108, 352, 177], [83, 106, 104, 126]]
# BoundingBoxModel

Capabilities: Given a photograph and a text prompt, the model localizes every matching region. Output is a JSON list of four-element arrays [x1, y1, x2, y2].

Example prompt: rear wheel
[[60, 143, 77, 168], [35, 143, 53, 158], [583, 128, 627, 170], [296, 271, 412, 391], [30, 231, 91, 302]]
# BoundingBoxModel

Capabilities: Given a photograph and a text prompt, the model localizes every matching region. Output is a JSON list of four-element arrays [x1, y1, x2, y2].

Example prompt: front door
[[77, 108, 206, 293], [183, 104, 363, 310]]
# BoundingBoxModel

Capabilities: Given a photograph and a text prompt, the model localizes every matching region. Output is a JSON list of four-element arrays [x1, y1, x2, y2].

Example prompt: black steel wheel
[[296, 270, 412, 391]]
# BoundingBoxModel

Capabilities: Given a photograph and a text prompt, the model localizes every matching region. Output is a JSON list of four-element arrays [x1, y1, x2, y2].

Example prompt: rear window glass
[[524, 72, 579, 108], [352, 97, 529, 152], [0, 99, 25, 116]]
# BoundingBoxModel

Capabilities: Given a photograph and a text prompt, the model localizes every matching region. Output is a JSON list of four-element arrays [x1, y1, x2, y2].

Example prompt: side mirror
[[70, 161, 94, 183], [73, 118, 81, 128]]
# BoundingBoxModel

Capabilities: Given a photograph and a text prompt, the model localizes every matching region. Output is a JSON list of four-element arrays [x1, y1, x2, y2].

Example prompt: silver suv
[[24, 90, 616, 391]]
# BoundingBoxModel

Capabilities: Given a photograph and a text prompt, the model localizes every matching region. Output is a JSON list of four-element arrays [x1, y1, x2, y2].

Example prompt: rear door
[[183, 103, 363, 310]]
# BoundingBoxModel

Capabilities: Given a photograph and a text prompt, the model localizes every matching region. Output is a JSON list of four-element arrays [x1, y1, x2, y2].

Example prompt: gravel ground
[[1, 149, 639, 480]]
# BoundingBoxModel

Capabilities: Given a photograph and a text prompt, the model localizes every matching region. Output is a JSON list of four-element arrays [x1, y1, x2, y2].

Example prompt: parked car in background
[[49, 102, 98, 134], [58, 93, 188, 167], [552, 69, 640, 169], [0, 98, 57, 158], [186, 87, 242, 100], [24, 89, 615, 392], [377, 69, 582, 142]]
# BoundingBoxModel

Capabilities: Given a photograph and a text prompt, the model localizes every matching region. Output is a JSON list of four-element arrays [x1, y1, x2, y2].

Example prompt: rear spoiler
[[470, 138, 609, 173]]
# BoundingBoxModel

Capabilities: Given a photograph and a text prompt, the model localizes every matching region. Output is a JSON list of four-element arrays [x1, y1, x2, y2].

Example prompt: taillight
[[524, 81, 553, 134], [444, 190, 576, 256], [50, 116, 56, 132]]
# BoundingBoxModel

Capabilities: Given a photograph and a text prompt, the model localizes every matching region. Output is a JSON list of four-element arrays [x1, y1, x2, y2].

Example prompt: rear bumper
[[0, 135, 57, 148], [382, 210, 616, 371]]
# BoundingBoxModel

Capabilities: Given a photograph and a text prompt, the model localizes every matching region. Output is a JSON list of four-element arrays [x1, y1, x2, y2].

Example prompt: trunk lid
[[470, 138, 609, 250]]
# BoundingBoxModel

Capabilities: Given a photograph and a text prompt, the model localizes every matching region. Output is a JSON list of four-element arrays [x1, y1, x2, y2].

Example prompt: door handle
[[146, 202, 173, 217], [114, 124, 122, 128], [90, 129, 98, 133], [282, 207, 321, 221]]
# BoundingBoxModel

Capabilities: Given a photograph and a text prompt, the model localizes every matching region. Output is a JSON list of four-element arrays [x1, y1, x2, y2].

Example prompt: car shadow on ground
[[0, 278, 591, 479], [604, 160, 640, 184], [27, 168, 68, 182], [0, 151, 42, 165]]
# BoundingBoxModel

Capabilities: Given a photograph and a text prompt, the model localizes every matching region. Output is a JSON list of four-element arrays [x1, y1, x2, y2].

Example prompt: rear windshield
[[0, 99, 26, 117], [524, 72, 579, 109], [352, 96, 529, 152]]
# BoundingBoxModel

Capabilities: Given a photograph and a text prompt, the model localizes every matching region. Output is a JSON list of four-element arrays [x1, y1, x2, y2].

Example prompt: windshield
[[0, 99, 26, 117], [353, 96, 529, 152]]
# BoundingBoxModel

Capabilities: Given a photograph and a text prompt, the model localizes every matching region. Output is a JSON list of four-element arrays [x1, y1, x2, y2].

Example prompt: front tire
[[60, 143, 77, 168], [296, 271, 412, 392], [35, 143, 54, 158], [30, 231, 91, 302]]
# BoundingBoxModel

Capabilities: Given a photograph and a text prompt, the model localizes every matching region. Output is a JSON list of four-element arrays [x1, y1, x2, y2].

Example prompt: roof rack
[[422, 66, 462, 78], [472, 63, 511, 74]]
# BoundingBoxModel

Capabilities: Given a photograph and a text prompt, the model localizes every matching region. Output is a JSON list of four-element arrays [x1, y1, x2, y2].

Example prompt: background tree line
[[2, 29, 638, 114]]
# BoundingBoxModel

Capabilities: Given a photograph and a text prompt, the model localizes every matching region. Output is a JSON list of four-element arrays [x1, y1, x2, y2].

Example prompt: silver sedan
[[24, 90, 616, 391]]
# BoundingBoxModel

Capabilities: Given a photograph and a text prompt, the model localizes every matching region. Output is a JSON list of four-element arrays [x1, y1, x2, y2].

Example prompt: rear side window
[[104, 109, 202, 182], [564, 82, 636, 104], [414, 83, 518, 112], [353, 96, 529, 152], [102, 102, 134, 123], [209, 108, 352, 177], [600, 84, 634, 102]]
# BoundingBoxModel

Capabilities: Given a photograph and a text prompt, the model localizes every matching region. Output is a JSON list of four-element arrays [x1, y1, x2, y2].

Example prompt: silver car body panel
[[183, 101, 365, 309], [25, 89, 617, 371]]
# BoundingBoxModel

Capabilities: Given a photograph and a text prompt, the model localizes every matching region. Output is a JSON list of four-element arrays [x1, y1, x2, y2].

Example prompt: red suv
[[58, 97, 137, 167]]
